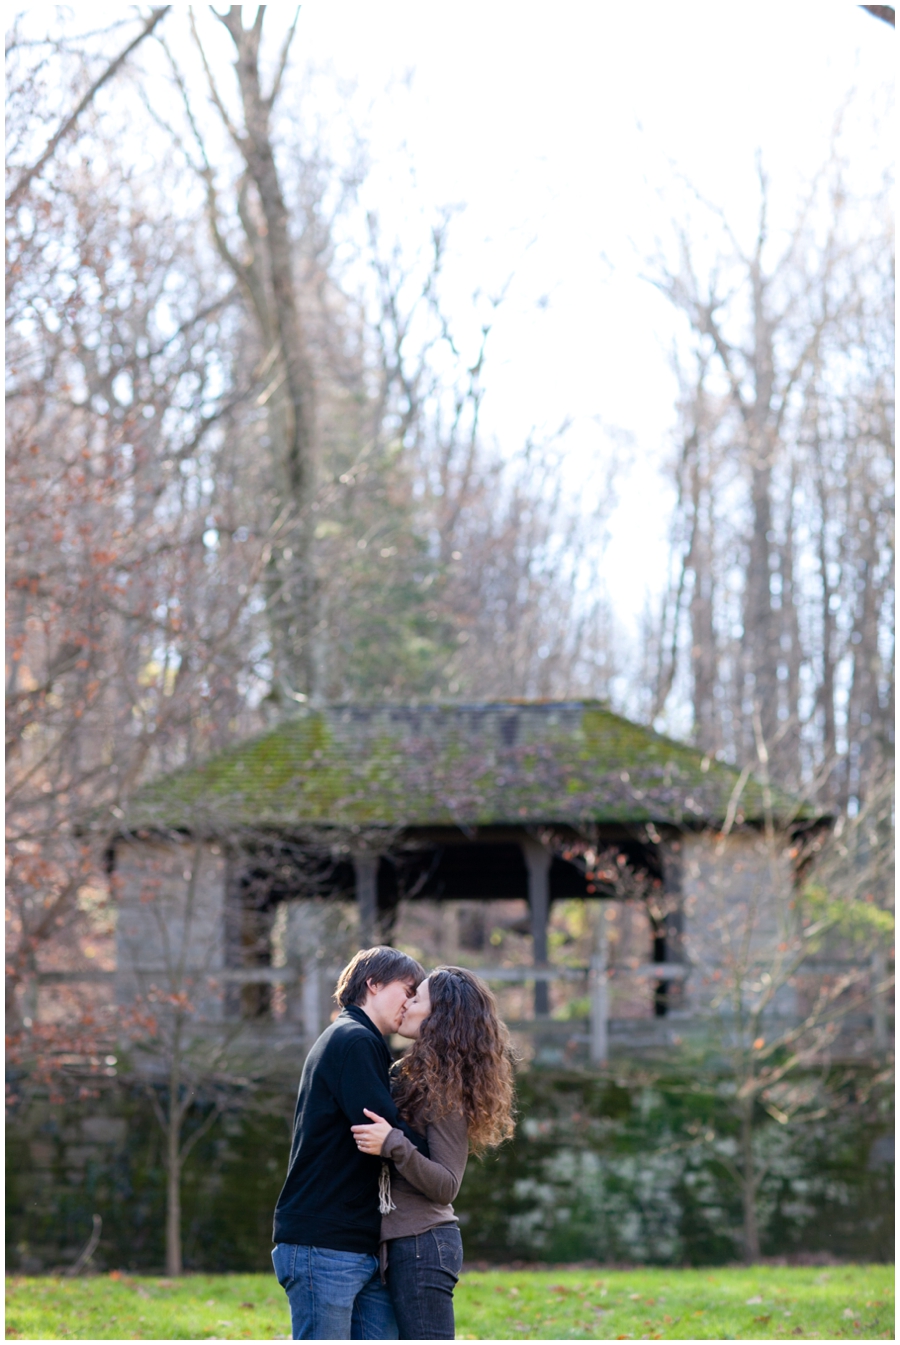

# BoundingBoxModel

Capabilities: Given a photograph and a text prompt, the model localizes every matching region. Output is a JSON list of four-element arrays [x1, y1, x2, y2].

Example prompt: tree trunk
[[689, 478, 718, 754], [744, 450, 778, 757], [779, 466, 802, 788], [814, 458, 839, 801], [165, 1121, 183, 1276], [846, 516, 880, 807], [165, 1026, 185, 1277], [740, 1097, 761, 1263], [216, 10, 319, 701]]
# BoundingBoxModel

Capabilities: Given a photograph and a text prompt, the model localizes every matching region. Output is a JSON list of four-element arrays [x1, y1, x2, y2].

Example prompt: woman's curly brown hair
[[392, 966, 516, 1154]]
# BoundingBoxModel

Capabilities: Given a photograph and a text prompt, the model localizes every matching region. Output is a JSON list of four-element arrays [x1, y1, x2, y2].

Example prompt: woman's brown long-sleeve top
[[380, 1109, 469, 1242]]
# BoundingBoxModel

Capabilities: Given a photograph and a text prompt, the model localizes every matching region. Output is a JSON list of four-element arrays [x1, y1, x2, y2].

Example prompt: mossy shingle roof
[[125, 701, 804, 833]]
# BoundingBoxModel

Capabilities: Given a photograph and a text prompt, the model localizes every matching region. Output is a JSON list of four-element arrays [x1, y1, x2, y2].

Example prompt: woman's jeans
[[272, 1242, 398, 1340], [386, 1224, 464, 1340]]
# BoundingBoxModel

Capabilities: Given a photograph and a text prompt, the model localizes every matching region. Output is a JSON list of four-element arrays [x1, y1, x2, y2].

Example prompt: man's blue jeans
[[272, 1242, 399, 1340]]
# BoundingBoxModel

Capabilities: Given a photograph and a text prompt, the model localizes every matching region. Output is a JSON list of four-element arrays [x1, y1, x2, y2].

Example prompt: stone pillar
[[589, 904, 609, 1065], [521, 838, 551, 1016], [354, 852, 379, 949]]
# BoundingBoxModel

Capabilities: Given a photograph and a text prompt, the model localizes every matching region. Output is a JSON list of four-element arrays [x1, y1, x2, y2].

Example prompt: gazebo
[[112, 700, 803, 1066]]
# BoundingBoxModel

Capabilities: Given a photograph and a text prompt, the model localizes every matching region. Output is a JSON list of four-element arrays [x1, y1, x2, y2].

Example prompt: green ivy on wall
[[6, 1070, 893, 1273]]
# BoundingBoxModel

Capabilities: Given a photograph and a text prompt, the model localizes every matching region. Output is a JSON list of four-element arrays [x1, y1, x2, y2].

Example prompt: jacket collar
[[342, 1002, 386, 1041]]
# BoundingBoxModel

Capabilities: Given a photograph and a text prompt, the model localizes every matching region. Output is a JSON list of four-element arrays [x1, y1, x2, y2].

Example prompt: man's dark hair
[[334, 946, 426, 1008]]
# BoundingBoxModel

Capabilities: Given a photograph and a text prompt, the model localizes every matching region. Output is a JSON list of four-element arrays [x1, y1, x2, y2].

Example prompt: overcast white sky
[[23, 3, 892, 641], [274, 0, 891, 636]]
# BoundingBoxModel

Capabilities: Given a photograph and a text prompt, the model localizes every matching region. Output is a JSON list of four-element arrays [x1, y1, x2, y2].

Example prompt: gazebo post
[[521, 838, 551, 1016], [660, 838, 684, 1013], [590, 905, 609, 1065], [353, 851, 379, 948], [302, 960, 321, 1049]]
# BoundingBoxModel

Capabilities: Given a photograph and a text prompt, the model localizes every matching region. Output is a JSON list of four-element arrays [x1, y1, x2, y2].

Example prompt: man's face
[[362, 977, 417, 1036], [397, 975, 431, 1040]]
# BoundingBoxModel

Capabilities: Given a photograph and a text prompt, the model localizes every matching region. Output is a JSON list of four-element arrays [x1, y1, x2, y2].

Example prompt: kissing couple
[[272, 946, 516, 1340]]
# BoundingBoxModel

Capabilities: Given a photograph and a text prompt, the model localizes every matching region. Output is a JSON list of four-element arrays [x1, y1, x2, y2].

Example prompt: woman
[[351, 966, 516, 1341]]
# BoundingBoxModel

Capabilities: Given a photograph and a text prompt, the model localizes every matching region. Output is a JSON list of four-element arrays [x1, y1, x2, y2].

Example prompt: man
[[272, 945, 428, 1340]]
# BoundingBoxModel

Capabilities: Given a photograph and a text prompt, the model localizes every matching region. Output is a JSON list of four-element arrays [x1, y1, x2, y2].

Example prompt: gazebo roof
[[123, 701, 805, 834]]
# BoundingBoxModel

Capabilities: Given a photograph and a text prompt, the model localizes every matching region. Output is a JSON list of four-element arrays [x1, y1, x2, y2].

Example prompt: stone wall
[[680, 830, 798, 1018], [7, 1071, 892, 1273]]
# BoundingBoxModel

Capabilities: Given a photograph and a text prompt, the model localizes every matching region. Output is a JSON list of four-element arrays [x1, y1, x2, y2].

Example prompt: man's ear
[[365, 977, 380, 999]]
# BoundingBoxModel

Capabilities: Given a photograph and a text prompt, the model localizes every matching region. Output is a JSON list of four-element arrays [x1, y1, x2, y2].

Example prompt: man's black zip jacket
[[272, 1004, 429, 1254]]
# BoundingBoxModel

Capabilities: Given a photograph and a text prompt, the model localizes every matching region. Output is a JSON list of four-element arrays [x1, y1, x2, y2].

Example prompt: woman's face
[[397, 976, 431, 1040]]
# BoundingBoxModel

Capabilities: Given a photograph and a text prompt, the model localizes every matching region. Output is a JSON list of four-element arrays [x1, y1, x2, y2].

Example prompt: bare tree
[[158, 12, 619, 708], [352, 213, 620, 702], [679, 726, 893, 1261], [162, 7, 320, 702], [5, 34, 272, 1087], [6, 7, 621, 1107], [648, 150, 894, 810], [115, 838, 251, 1277], [6, 7, 170, 210]]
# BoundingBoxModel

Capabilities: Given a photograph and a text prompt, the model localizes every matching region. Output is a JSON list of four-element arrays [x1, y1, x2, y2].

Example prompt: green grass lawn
[[5, 1265, 893, 1340]]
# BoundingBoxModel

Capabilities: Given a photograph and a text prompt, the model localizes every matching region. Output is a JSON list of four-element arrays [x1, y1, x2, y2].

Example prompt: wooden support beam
[[353, 851, 379, 948], [521, 838, 551, 1016], [465, 966, 584, 982], [626, 964, 689, 980], [219, 967, 295, 984], [660, 839, 685, 1013], [302, 961, 322, 1050], [590, 907, 609, 1065], [36, 970, 116, 984]]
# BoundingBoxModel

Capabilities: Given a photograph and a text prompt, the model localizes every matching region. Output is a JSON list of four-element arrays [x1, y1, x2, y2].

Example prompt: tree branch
[[146, 1082, 170, 1138], [191, 9, 247, 151], [6, 8, 171, 210], [266, 8, 300, 109], [860, 5, 895, 25], [179, 1099, 224, 1162]]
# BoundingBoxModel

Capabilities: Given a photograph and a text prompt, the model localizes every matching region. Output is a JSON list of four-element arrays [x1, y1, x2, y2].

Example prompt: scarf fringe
[[378, 1162, 396, 1215]]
